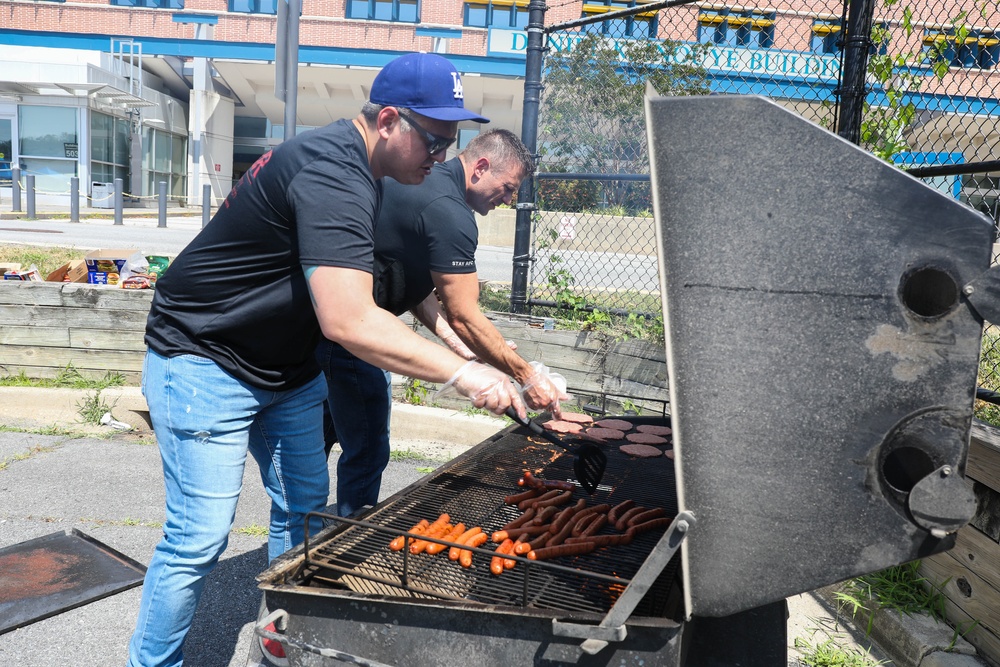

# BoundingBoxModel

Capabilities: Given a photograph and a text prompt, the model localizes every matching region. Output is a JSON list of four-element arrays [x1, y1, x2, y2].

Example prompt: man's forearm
[[448, 310, 534, 383]]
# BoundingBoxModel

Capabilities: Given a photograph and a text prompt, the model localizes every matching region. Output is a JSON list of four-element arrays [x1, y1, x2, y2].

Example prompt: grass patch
[[977, 328, 1000, 427], [0, 243, 86, 278], [792, 635, 885, 666], [835, 561, 947, 634], [0, 364, 127, 390], [234, 524, 269, 538], [0, 444, 55, 471], [388, 449, 432, 462]]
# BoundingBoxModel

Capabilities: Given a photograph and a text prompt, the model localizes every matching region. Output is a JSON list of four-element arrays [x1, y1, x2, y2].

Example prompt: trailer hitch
[[551, 511, 695, 655]]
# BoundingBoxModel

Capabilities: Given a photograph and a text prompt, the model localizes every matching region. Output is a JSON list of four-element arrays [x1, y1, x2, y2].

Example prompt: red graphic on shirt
[[224, 150, 272, 208]]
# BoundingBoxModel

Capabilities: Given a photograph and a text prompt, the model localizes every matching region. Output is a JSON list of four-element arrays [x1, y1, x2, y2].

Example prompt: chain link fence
[[522, 0, 1000, 417], [528, 0, 847, 316]]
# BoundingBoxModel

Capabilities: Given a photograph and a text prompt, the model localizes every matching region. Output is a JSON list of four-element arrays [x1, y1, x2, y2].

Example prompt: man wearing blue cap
[[126, 52, 523, 667]]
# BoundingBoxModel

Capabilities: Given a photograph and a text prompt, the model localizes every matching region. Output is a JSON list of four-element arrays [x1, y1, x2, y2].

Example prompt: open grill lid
[[645, 94, 996, 618]]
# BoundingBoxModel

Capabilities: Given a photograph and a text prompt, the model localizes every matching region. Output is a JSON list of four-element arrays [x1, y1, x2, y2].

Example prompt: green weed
[[792, 636, 885, 667], [835, 561, 947, 636], [234, 524, 269, 538], [76, 391, 118, 425]]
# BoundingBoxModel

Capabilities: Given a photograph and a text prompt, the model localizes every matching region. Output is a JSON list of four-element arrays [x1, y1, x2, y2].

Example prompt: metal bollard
[[11, 167, 20, 212], [25, 174, 35, 219], [202, 183, 211, 228], [70, 177, 79, 223], [158, 181, 167, 228], [114, 177, 123, 226]]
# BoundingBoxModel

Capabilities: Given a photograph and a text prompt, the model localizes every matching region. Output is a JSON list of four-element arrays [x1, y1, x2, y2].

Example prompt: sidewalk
[[0, 203, 207, 221]]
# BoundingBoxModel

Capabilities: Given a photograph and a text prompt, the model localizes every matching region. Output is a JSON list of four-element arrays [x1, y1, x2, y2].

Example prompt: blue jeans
[[127, 349, 329, 667], [316, 339, 392, 518]]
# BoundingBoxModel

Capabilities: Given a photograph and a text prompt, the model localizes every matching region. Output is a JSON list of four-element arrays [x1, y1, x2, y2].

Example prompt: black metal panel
[[266, 588, 682, 667], [645, 95, 993, 617], [0, 529, 146, 634]]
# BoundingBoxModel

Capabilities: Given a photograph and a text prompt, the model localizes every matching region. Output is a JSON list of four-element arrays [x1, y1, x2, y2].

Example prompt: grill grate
[[296, 418, 679, 617]]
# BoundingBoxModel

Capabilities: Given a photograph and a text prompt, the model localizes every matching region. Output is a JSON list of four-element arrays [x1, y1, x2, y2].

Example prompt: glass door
[[0, 117, 12, 183]]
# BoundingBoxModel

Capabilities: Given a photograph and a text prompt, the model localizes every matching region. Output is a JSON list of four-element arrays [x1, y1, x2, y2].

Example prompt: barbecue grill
[[256, 96, 1000, 665]]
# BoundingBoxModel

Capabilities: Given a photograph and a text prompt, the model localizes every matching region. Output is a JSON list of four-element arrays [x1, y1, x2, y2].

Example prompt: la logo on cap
[[451, 72, 464, 100]]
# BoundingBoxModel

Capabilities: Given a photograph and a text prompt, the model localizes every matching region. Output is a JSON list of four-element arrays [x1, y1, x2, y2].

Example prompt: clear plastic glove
[[441, 333, 477, 361], [518, 361, 570, 418], [435, 361, 526, 418]]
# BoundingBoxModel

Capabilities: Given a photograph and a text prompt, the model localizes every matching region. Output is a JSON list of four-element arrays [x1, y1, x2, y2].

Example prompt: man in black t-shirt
[[318, 130, 568, 518], [128, 54, 526, 667]]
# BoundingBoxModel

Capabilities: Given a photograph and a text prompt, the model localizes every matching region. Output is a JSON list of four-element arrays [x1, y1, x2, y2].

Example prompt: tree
[[539, 33, 711, 212]]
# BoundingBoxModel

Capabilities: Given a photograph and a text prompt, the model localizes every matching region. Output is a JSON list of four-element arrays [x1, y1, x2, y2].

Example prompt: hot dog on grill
[[449, 526, 483, 561], [490, 538, 515, 575], [389, 518, 429, 551], [550, 499, 587, 534], [459, 531, 488, 568], [426, 522, 465, 555], [528, 541, 596, 560], [626, 508, 666, 527], [504, 488, 541, 505], [607, 500, 636, 525], [501, 507, 536, 531], [614, 506, 646, 531]]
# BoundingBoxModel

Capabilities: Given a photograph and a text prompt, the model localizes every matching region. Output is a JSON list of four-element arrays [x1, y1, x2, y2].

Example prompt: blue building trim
[[415, 27, 463, 39], [172, 13, 219, 24], [0, 28, 528, 77]]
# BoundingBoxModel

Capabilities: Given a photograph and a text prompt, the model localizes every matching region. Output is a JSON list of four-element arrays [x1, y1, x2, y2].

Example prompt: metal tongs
[[505, 408, 607, 494]]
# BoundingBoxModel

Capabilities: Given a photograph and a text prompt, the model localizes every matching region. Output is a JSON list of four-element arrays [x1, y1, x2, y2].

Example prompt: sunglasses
[[396, 109, 456, 156]]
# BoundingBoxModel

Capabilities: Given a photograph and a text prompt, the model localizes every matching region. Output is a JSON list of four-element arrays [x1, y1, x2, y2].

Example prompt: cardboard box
[[85, 248, 144, 285], [0, 263, 22, 275], [46, 259, 89, 283], [4, 265, 42, 281], [87, 272, 121, 286]]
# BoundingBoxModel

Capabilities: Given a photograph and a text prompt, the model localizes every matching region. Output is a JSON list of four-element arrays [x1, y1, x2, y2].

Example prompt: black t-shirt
[[373, 157, 476, 315], [145, 119, 382, 390]]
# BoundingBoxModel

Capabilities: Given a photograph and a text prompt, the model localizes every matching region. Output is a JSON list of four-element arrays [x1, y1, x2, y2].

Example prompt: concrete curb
[[816, 585, 987, 667], [0, 386, 504, 458]]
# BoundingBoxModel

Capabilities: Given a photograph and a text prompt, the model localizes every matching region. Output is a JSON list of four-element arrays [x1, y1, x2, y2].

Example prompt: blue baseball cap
[[370, 53, 489, 124]]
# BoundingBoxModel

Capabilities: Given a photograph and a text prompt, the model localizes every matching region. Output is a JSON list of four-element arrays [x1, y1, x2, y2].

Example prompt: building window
[[811, 18, 840, 54], [923, 26, 999, 70], [698, 8, 775, 48], [111, 0, 183, 7], [464, 1, 527, 28], [810, 19, 888, 55], [90, 112, 130, 189], [581, 1, 656, 39], [18, 105, 78, 194], [230, 0, 277, 14], [143, 127, 187, 199], [347, 0, 419, 22]]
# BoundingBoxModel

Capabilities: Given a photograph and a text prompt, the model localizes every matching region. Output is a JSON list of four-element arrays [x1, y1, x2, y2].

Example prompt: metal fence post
[[25, 174, 35, 219], [836, 0, 875, 145], [158, 181, 167, 228], [70, 177, 79, 223], [511, 0, 547, 315], [114, 177, 124, 225], [12, 167, 20, 212], [202, 183, 212, 228]]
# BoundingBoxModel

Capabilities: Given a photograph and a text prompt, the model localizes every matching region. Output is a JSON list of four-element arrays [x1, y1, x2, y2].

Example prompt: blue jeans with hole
[[316, 339, 392, 518], [127, 349, 329, 667]]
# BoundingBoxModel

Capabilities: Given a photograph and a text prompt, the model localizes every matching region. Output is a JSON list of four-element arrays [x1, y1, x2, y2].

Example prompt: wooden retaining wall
[[920, 422, 1000, 666], [0, 281, 671, 412]]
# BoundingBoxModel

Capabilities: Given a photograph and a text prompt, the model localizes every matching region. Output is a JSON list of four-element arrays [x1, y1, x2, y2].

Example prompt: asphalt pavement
[[0, 403, 906, 667], [0, 419, 471, 666]]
